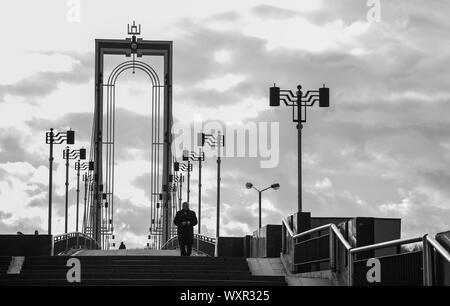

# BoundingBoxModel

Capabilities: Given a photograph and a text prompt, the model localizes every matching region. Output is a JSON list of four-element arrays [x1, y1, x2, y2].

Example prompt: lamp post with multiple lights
[[182, 149, 205, 235], [63, 147, 86, 234], [269, 84, 330, 213], [175, 161, 193, 203], [75, 162, 94, 232], [245, 182, 280, 229], [198, 131, 225, 257], [45, 129, 75, 235]]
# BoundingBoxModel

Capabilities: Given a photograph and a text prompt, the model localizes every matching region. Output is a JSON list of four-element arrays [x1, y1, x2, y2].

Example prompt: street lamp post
[[82, 173, 92, 234], [183, 149, 206, 251], [199, 131, 225, 257], [269, 84, 330, 213], [183, 149, 205, 236], [45, 129, 75, 235], [63, 148, 86, 234], [178, 174, 184, 210], [245, 182, 280, 229], [175, 161, 193, 204], [75, 162, 94, 233]]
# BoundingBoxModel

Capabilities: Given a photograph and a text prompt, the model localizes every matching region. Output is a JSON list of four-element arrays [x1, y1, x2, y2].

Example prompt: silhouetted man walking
[[119, 242, 126, 250], [174, 202, 198, 256]]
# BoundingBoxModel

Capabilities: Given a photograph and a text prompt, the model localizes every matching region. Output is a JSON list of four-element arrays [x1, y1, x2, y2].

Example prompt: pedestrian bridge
[[1, 214, 449, 286]]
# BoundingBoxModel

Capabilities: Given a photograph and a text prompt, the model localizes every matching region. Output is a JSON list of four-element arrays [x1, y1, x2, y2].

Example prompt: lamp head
[[269, 85, 280, 107], [271, 183, 280, 190], [182, 149, 189, 161], [245, 182, 253, 189], [319, 85, 330, 107]]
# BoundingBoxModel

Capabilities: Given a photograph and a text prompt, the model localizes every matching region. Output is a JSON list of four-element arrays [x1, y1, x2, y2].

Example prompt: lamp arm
[[261, 186, 273, 193], [252, 186, 261, 193]]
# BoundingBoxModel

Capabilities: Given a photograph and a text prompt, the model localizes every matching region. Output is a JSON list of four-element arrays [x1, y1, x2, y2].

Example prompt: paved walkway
[[72, 249, 205, 256]]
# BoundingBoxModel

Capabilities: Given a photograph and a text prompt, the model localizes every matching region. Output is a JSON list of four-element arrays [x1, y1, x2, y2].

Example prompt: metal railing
[[282, 219, 450, 286], [349, 236, 423, 286], [423, 234, 450, 286], [162, 234, 216, 256], [53, 232, 99, 255], [282, 219, 351, 282]]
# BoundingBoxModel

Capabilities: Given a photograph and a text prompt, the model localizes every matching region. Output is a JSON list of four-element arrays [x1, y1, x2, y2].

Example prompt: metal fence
[[53, 232, 100, 255], [282, 219, 450, 286], [162, 234, 216, 257]]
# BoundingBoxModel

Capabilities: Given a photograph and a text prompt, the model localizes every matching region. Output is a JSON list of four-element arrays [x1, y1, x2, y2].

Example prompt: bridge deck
[[71, 249, 203, 256]]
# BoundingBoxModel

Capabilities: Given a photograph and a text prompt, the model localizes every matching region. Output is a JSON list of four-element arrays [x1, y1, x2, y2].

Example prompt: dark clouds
[[2, 1, 450, 244], [0, 127, 45, 168], [0, 52, 93, 103], [250, 5, 301, 19]]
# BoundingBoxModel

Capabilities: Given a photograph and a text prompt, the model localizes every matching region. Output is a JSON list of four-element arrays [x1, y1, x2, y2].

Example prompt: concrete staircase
[[0, 255, 287, 286], [0, 257, 10, 274]]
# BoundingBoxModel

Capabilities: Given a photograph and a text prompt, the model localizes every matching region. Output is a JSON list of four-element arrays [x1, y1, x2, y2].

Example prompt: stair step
[[0, 278, 286, 286], [2, 273, 284, 282], [1, 255, 287, 286]]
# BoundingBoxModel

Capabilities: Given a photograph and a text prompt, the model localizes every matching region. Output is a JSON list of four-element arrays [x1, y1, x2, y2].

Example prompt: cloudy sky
[[0, 0, 449, 248]]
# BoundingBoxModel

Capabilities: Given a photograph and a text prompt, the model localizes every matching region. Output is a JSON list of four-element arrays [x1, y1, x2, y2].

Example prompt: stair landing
[[72, 249, 184, 256]]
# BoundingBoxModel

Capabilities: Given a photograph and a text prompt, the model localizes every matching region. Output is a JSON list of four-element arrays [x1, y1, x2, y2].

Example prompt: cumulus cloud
[[1, 1, 450, 247]]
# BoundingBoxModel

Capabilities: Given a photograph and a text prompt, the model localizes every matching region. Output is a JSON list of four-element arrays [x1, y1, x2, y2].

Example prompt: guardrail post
[[347, 251, 353, 286], [330, 228, 336, 272], [422, 235, 432, 286]]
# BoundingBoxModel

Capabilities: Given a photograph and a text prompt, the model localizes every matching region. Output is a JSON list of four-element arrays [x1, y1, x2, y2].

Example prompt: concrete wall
[[251, 225, 282, 258], [217, 237, 245, 257]]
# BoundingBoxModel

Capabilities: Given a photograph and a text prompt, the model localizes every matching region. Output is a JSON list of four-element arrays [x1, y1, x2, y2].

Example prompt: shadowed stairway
[[0, 253, 287, 286]]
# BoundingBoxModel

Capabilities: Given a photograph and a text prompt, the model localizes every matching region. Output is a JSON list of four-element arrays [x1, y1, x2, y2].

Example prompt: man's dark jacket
[[174, 209, 198, 245]]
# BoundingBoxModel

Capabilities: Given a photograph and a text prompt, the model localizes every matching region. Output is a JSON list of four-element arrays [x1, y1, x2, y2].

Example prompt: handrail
[[54, 232, 93, 241], [161, 236, 177, 250], [282, 218, 295, 237], [426, 236, 450, 263], [161, 234, 216, 251], [348, 235, 422, 286], [283, 219, 351, 251], [423, 234, 450, 286], [53, 232, 99, 255], [330, 224, 352, 250], [282, 217, 450, 286], [350, 236, 422, 254], [293, 224, 330, 239]]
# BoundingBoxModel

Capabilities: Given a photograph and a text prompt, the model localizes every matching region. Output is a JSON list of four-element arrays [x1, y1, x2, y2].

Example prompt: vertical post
[[258, 191, 262, 229], [198, 149, 202, 252], [179, 174, 183, 210], [348, 252, 353, 286], [297, 87, 303, 213], [215, 131, 222, 257], [162, 42, 173, 246], [82, 174, 88, 234], [187, 161, 191, 203], [422, 235, 433, 286], [64, 147, 70, 234], [198, 149, 202, 235], [93, 40, 104, 247], [48, 128, 54, 235], [76, 161, 80, 233], [329, 229, 336, 272]]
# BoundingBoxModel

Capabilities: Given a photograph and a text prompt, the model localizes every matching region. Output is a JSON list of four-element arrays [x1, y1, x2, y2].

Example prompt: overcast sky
[[0, 0, 449, 248]]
